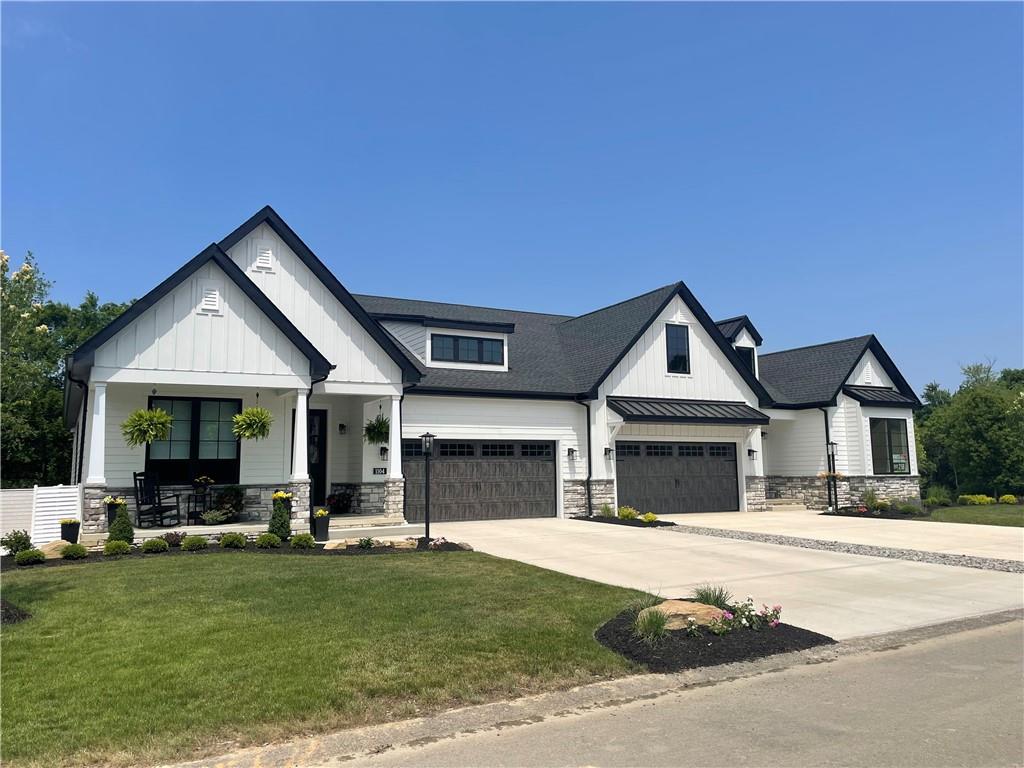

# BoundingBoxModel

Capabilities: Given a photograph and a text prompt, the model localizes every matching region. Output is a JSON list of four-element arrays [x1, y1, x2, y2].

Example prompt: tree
[[918, 363, 1024, 496], [0, 251, 131, 487]]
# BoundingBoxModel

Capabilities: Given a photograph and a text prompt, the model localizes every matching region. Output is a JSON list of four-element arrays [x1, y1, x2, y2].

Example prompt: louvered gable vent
[[199, 283, 220, 313], [254, 240, 274, 272]]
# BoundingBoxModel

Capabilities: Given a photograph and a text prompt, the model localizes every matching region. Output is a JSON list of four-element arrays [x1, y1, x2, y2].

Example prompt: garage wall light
[[567, 448, 577, 460], [604, 447, 614, 458], [747, 448, 758, 459]]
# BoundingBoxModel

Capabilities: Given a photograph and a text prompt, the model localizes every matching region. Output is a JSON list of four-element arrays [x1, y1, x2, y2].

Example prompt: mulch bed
[[1, 539, 469, 571], [596, 607, 836, 672], [572, 516, 677, 528], [1, 598, 31, 624]]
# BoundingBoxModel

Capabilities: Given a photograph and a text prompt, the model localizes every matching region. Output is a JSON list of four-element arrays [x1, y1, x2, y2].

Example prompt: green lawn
[[1, 552, 642, 767], [917, 505, 1024, 527]]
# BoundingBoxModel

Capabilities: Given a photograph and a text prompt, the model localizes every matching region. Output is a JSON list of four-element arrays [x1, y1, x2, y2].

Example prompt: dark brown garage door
[[403, 440, 557, 522], [615, 441, 739, 514]]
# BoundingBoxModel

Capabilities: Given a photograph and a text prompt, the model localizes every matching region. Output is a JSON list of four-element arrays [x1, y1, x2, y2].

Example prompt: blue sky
[[3, 2, 1021, 391]]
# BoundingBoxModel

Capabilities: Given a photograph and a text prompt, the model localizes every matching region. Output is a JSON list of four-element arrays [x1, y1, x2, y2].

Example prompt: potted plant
[[103, 495, 127, 527], [312, 508, 330, 541], [233, 406, 274, 440], [326, 488, 354, 515], [60, 518, 81, 543], [121, 408, 173, 447], [363, 412, 390, 446]]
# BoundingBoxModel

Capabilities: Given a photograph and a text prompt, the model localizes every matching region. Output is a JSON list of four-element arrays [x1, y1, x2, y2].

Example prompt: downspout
[[68, 371, 89, 485], [398, 391, 406, 521], [576, 397, 593, 516], [819, 407, 834, 510]]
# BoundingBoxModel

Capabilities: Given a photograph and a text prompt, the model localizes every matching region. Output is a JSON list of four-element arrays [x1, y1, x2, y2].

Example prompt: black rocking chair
[[132, 471, 182, 528]]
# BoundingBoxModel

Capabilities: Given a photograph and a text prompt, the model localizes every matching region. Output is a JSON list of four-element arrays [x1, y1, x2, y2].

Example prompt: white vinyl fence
[[0, 484, 82, 551]]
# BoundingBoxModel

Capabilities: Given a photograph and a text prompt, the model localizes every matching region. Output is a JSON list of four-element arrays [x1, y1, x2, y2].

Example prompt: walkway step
[[329, 514, 406, 529]]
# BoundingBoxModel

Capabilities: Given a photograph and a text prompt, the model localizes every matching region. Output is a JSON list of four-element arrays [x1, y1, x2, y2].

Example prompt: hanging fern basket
[[363, 413, 390, 445], [233, 406, 274, 441], [121, 408, 174, 448]]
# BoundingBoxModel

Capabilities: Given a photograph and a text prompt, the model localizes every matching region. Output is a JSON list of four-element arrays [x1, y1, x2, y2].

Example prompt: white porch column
[[291, 389, 309, 481], [85, 383, 107, 485], [388, 395, 403, 480]]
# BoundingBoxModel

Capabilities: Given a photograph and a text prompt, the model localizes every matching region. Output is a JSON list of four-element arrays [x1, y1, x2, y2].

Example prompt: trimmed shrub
[[255, 532, 282, 549], [632, 608, 668, 646], [141, 538, 170, 553], [958, 494, 997, 506], [357, 537, 375, 549], [2, 529, 33, 555], [617, 506, 639, 520], [107, 505, 135, 544], [14, 548, 45, 566], [180, 535, 209, 552], [598, 503, 615, 518], [642, 512, 658, 524], [61, 543, 88, 560], [219, 532, 247, 549], [895, 502, 923, 516], [691, 583, 733, 610], [998, 494, 1018, 505], [874, 499, 892, 513], [161, 531, 184, 547], [269, 498, 291, 541], [289, 533, 316, 549], [103, 540, 132, 557], [923, 485, 953, 506]]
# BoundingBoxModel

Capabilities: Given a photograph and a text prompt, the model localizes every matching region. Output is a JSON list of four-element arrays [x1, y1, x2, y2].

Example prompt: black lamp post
[[826, 441, 839, 509], [420, 432, 435, 541]]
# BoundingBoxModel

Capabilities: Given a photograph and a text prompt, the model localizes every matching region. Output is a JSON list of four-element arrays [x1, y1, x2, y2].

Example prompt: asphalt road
[[347, 620, 1024, 768]]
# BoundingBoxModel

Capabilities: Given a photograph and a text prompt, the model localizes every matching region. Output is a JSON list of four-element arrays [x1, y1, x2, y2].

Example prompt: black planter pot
[[61, 521, 81, 543], [312, 515, 330, 542], [106, 503, 119, 526]]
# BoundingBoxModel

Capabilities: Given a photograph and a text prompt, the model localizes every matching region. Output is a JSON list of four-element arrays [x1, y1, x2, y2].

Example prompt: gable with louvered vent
[[198, 280, 222, 314], [253, 240, 274, 272]]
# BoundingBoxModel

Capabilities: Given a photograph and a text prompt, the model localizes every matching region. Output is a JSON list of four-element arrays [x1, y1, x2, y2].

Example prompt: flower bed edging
[[572, 516, 676, 528]]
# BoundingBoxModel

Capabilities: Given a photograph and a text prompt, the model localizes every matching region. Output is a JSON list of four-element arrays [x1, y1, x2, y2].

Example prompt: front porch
[[76, 378, 408, 535]]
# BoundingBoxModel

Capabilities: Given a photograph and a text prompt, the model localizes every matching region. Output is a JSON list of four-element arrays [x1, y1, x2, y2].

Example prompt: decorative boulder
[[639, 599, 725, 630]]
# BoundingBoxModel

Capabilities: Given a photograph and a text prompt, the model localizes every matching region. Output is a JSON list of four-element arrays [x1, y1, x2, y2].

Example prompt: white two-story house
[[66, 207, 921, 532]]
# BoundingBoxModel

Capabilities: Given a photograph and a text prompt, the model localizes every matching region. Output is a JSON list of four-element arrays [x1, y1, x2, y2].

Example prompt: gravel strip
[[664, 525, 1024, 573]]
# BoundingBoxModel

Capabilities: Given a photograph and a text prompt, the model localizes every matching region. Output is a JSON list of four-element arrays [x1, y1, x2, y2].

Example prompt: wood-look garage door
[[403, 440, 557, 522], [615, 441, 739, 514]]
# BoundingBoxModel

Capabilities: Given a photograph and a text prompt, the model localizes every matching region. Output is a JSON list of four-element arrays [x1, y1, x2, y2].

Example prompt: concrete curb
[[164, 608, 1022, 768]]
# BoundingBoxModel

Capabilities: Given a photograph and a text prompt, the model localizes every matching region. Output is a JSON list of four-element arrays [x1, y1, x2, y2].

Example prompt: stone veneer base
[[563, 479, 615, 517], [765, 475, 921, 510]]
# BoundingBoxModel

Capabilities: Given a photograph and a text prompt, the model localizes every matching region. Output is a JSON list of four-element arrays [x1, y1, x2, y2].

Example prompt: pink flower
[[723, 611, 734, 620], [770, 619, 780, 628], [773, 605, 782, 611]]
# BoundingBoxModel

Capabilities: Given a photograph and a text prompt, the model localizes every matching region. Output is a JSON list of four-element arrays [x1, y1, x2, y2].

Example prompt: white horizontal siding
[[763, 408, 827, 476], [402, 395, 588, 483], [93, 263, 309, 379], [227, 223, 402, 385], [600, 295, 758, 404]]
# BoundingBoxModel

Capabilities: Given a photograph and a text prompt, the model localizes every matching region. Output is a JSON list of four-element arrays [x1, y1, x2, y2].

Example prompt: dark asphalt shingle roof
[[757, 335, 875, 406]]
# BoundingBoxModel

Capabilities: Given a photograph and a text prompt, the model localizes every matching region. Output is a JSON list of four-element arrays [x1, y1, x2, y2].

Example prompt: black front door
[[308, 410, 327, 507]]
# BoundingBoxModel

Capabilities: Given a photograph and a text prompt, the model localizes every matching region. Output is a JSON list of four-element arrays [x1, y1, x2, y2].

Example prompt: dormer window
[[431, 334, 504, 365], [736, 346, 755, 373]]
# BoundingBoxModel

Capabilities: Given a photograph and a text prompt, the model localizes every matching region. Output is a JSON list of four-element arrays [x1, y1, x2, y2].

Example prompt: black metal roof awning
[[842, 385, 919, 408], [607, 397, 770, 425]]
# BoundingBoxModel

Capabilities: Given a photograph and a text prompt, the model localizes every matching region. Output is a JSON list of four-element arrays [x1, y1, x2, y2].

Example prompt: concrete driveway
[[431, 518, 1024, 640], [661, 508, 1024, 560]]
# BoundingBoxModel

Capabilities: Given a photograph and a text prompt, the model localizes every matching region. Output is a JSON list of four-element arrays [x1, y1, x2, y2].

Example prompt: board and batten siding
[[762, 409, 827, 476], [599, 295, 759, 404], [226, 223, 402, 385], [86, 383, 293, 488], [93, 263, 310, 381]]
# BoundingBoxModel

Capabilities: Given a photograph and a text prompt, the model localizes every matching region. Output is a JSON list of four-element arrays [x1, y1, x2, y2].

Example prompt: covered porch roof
[[607, 396, 770, 425]]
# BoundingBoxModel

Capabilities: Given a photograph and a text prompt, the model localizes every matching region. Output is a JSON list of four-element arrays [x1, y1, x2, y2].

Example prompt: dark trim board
[[369, 313, 515, 335]]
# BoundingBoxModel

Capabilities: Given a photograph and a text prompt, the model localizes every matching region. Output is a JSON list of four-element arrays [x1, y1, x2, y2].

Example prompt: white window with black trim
[[146, 397, 242, 484], [666, 324, 690, 374], [870, 418, 910, 475]]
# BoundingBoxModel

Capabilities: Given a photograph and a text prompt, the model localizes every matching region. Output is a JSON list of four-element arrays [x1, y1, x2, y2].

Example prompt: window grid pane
[[520, 443, 552, 458], [666, 325, 690, 374]]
